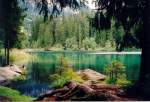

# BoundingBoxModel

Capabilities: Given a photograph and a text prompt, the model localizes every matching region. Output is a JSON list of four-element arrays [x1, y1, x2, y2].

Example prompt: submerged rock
[[77, 69, 106, 82]]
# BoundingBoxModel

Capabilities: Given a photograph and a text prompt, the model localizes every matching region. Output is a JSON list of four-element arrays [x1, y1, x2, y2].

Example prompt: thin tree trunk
[[52, 21, 56, 46], [6, 47, 9, 65], [89, 19, 92, 37], [4, 47, 7, 65]]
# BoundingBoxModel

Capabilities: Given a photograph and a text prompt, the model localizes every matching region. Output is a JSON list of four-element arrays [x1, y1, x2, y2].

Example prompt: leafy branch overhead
[[26, 0, 145, 50], [24, 0, 87, 21], [91, 0, 146, 50]]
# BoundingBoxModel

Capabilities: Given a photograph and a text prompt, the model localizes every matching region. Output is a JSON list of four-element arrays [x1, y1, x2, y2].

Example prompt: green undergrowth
[[0, 86, 32, 101], [0, 49, 31, 65], [104, 60, 132, 87], [9, 49, 30, 64], [50, 57, 84, 88]]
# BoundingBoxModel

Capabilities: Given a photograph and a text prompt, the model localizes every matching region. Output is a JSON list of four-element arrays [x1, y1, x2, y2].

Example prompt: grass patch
[[9, 49, 30, 64], [0, 86, 32, 101]]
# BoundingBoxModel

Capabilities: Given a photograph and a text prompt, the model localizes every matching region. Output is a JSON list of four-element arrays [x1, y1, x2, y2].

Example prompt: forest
[[0, 0, 150, 101]]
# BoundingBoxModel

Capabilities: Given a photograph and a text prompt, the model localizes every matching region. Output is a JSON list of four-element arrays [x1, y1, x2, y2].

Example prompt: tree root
[[35, 81, 128, 101]]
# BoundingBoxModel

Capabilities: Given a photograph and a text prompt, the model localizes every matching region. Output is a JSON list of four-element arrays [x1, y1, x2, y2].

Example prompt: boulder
[[0, 75, 6, 82], [9, 65, 22, 73], [0, 65, 22, 83], [77, 69, 106, 82]]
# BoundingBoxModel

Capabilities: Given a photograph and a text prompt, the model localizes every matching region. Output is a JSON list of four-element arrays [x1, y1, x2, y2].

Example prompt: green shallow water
[[27, 51, 141, 83]]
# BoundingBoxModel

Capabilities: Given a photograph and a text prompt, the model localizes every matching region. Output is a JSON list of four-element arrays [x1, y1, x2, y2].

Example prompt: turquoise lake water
[[27, 51, 141, 83], [1, 51, 141, 97]]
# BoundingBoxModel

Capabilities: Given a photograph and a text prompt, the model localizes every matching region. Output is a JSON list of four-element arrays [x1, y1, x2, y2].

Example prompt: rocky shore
[[0, 65, 24, 85]]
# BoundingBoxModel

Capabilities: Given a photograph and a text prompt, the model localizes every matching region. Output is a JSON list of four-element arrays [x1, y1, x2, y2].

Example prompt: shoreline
[[87, 51, 141, 55], [25, 49, 141, 55]]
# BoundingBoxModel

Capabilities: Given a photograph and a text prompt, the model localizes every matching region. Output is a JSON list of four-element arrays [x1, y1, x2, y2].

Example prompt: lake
[[6, 51, 142, 97], [27, 51, 141, 83]]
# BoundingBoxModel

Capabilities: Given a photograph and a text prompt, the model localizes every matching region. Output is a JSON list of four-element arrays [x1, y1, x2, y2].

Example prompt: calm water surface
[[7, 51, 141, 97], [27, 51, 141, 82]]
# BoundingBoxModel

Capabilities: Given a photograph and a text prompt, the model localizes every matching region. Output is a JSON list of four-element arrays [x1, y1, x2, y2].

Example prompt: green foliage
[[14, 26, 29, 49], [29, 13, 90, 50], [0, 86, 32, 101], [104, 60, 131, 87], [50, 57, 84, 88], [82, 37, 97, 50], [116, 78, 132, 87], [104, 60, 125, 77], [65, 37, 77, 50], [9, 49, 30, 64], [105, 77, 131, 87], [13, 68, 27, 81], [28, 11, 140, 51], [0, 41, 3, 49]]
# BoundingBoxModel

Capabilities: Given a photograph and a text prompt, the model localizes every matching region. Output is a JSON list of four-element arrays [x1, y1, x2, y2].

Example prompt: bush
[[104, 60, 131, 87], [116, 78, 132, 87], [65, 37, 78, 50], [50, 57, 84, 88], [105, 40, 112, 48], [50, 44, 64, 51], [13, 69, 27, 81], [82, 37, 97, 50]]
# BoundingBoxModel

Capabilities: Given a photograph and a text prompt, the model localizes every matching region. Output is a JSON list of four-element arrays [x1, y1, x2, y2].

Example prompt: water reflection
[[28, 51, 141, 83]]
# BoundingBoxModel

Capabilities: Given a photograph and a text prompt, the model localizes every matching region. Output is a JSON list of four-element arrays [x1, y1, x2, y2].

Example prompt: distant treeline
[[17, 12, 140, 51]]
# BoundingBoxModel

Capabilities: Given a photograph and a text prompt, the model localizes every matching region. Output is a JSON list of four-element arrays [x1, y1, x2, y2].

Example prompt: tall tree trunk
[[4, 47, 7, 65], [52, 21, 56, 46], [89, 19, 92, 37], [4, 28, 8, 65], [139, 0, 150, 83], [6, 41, 9, 65]]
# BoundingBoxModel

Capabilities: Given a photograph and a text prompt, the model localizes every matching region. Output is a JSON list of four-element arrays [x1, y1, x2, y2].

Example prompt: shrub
[[82, 37, 97, 50], [104, 60, 131, 87], [65, 37, 78, 50], [105, 40, 112, 48], [50, 44, 64, 51], [50, 57, 84, 88], [13, 69, 27, 81]]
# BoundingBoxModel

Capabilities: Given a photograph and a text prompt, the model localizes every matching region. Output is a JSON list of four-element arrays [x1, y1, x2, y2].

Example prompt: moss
[[0, 86, 32, 101]]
